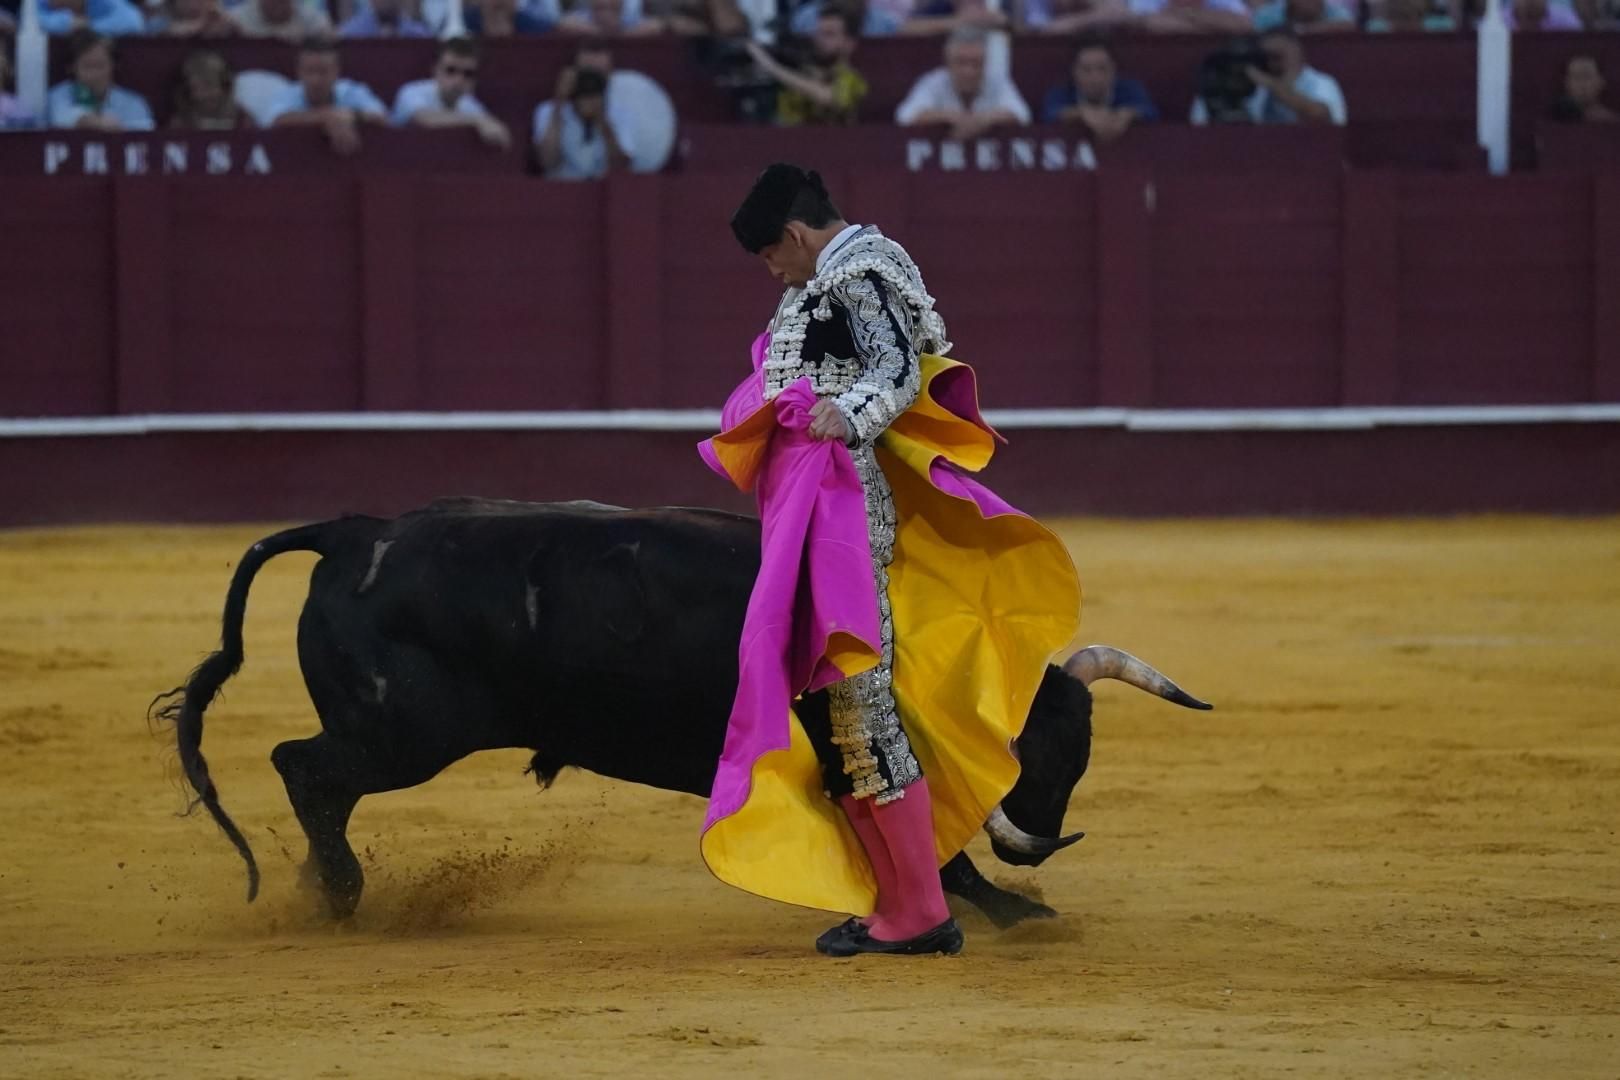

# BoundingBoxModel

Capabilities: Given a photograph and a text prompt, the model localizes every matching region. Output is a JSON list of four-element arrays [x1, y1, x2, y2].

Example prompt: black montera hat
[[730, 163, 826, 254]]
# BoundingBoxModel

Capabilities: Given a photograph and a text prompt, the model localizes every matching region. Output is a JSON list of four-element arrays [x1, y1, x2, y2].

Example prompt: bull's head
[[983, 645, 1213, 867]]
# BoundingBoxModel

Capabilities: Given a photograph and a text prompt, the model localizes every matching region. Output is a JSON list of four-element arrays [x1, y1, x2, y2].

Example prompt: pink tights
[[837, 778, 951, 941]]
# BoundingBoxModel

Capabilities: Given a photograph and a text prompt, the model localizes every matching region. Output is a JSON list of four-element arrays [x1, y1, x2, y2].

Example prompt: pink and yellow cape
[[697, 335, 1081, 914]]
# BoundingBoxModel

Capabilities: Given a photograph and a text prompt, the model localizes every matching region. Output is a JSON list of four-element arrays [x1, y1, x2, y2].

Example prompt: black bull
[[154, 497, 1210, 929]]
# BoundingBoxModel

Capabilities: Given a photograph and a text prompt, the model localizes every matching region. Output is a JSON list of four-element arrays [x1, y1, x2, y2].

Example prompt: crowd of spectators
[[0, 0, 1615, 170], [1, 0, 1615, 43]]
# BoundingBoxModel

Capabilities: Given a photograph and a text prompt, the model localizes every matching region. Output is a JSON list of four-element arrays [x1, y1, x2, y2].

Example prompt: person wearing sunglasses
[[390, 35, 512, 148]]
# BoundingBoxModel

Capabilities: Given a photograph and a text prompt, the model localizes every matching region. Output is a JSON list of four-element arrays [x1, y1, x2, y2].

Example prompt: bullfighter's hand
[[808, 400, 851, 443]]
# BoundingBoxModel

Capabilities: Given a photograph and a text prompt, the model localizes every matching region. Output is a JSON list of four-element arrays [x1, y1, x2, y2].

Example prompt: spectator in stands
[[170, 49, 251, 127], [265, 37, 386, 154], [340, 0, 431, 36], [1573, 0, 1620, 29], [1548, 55, 1618, 123], [1503, 0, 1582, 28], [147, 0, 241, 35], [1251, 0, 1354, 31], [534, 65, 633, 179], [467, 0, 553, 35], [666, 0, 751, 34], [895, 26, 1030, 139], [903, 0, 1009, 35], [235, 0, 332, 41], [568, 35, 660, 132], [556, 0, 648, 33], [790, 0, 906, 36], [1029, 0, 1249, 34], [1041, 38, 1157, 142], [36, 0, 144, 36], [1130, 0, 1251, 31], [1365, 0, 1456, 30], [1018, 0, 1085, 32], [745, 6, 867, 125], [391, 36, 514, 146], [1192, 27, 1344, 126], [46, 30, 154, 130], [1, 34, 40, 129]]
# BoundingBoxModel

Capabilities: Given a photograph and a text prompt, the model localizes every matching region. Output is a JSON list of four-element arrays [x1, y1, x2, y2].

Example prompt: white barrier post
[[442, 0, 466, 37], [986, 0, 1011, 86], [16, 0, 49, 124], [1477, 0, 1511, 176]]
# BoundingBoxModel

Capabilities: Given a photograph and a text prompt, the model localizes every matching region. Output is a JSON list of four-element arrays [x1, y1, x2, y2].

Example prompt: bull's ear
[[588, 541, 647, 643]]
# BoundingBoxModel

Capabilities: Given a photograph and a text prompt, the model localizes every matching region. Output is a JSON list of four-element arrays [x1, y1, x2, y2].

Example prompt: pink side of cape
[[698, 334, 884, 832]]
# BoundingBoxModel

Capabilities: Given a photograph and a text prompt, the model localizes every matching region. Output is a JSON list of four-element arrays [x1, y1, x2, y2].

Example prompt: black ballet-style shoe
[[814, 917, 865, 954], [815, 917, 964, 958]]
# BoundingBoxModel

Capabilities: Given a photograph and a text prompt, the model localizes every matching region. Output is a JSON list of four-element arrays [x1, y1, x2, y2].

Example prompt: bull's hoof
[[299, 858, 362, 920]]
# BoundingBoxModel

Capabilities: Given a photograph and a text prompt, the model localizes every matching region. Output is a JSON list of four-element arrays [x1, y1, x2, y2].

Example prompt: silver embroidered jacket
[[762, 226, 951, 445]]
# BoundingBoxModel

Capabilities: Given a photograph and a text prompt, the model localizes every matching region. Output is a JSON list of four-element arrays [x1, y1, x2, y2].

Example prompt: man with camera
[[744, 6, 868, 125], [534, 60, 634, 178], [1191, 26, 1345, 126]]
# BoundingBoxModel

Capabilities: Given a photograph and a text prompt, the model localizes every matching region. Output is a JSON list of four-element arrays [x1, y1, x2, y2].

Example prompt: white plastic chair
[[610, 70, 677, 174], [233, 69, 294, 128]]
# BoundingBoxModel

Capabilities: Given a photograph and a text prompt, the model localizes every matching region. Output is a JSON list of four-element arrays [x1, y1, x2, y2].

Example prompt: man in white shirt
[[391, 36, 512, 148], [894, 25, 1030, 140], [1191, 27, 1346, 126], [267, 38, 388, 154]]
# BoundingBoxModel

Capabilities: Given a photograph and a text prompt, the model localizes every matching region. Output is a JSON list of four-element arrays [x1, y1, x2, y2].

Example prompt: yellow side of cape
[[699, 355, 1082, 914]]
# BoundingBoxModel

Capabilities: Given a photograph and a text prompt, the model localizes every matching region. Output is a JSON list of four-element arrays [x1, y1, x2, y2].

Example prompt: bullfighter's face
[[759, 221, 819, 289]]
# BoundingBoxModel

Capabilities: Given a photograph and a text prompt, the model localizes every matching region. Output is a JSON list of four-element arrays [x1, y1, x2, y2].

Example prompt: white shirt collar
[[816, 223, 863, 274]]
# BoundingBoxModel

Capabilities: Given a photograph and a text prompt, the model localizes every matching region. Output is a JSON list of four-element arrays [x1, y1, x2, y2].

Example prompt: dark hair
[[785, 182, 840, 230], [1258, 24, 1301, 42], [574, 37, 612, 63], [818, 5, 861, 38], [1073, 37, 1114, 63], [731, 164, 842, 253], [68, 29, 114, 67], [1566, 53, 1604, 76], [298, 35, 340, 59], [172, 49, 237, 127], [437, 36, 480, 64]]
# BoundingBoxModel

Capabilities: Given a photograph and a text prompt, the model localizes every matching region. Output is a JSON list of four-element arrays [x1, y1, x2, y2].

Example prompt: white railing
[[440, 0, 466, 38], [5, 404, 1619, 439]]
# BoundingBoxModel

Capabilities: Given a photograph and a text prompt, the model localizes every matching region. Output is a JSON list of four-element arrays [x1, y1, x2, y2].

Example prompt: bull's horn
[[983, 807, 1084, 854], [1063, 645, 1213, 711]]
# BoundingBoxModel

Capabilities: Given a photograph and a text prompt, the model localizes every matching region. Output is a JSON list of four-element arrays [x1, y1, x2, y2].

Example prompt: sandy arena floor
[[1, 517, 1616, 1078]]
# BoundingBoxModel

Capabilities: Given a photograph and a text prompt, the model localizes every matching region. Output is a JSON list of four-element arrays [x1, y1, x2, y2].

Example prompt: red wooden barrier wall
[[4, 164, 1620, 419]]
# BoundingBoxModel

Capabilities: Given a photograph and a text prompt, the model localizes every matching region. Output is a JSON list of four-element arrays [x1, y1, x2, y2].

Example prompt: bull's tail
[[148, 519, 364, 902]]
